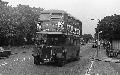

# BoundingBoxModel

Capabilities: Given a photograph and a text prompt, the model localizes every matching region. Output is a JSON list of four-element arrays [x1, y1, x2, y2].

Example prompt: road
[[84, 44, 120, 75], [0, 44, 119, 75]]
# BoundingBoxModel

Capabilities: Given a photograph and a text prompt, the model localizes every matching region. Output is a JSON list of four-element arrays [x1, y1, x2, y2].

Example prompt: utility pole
[[96, 25, 100, 58], [91, 19, 101, 59]]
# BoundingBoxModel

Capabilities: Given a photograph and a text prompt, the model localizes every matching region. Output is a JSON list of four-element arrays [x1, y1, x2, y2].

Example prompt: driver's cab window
[[73, 40, 77, 46], [55, 38, 58, 40], [76, 39, 80, 45], [66, 38, 71, 45], [70, 38, 74, 45], [66, 38, 75, 45]]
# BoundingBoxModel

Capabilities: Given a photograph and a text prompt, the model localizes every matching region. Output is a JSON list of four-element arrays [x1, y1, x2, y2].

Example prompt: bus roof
[[36, 31, 65, 34], [40, 9, 66, 14]]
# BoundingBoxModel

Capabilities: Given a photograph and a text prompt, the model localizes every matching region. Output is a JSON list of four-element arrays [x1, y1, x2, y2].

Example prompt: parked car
[[106, 48, 119, 58], [92, 42, 97, 48], [0, 47, 11, 58], [80, 42, 85, 45]]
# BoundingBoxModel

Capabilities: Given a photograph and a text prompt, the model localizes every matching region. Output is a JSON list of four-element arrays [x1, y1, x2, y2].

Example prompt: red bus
[[32, 9, 82, 66]]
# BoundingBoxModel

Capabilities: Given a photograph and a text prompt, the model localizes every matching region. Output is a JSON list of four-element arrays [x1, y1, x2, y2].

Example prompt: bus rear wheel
[[57, 58, 66, 67], [57, 54, 67, 67], [34, 56, 40, 65]]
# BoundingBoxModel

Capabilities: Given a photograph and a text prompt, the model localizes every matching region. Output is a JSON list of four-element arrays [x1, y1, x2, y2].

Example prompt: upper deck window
[[41, 13, 50, 14], [40, 13, 51, 20], [35, 34, 66, 45], [51, 13, 62, 16], [51, 18, 60, 20]]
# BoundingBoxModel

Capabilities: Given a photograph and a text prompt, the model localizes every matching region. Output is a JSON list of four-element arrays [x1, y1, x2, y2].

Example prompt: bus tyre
[[106, 52, 109, 57], [58, 59, 66, 67], [75, 50, 80, 61], [108, 52, 112, 57], [107, 52, 111, 57], [114, 52, 118, 57], [109, 52, 114, 57], [34, 56, 40, 65]]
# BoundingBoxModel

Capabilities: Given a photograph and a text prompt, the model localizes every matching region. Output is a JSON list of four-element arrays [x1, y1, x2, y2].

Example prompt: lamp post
[[96, 27, 102, 58], [91, 19, 101, 59]]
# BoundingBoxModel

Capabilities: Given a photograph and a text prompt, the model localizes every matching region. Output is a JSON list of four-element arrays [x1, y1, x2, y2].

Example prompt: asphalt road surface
[[0, 44, 119, 75]]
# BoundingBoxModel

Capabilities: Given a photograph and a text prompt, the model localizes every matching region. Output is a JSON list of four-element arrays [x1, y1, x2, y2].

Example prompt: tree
[[82, 34, 93, 43], [16, 4, 43, 44], [0, 0, 11, 46], [98, 14, 120, 41], [0, 1, 44, 46]]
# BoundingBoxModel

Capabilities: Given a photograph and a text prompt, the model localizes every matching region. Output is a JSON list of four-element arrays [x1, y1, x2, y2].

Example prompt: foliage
[[82, 34, 93, 43], [98, 14, 120, 41], [0, 0, 43, 46]]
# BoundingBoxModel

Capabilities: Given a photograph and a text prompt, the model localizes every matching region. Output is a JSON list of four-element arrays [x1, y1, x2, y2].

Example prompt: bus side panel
[[64, 45, 80, 60]]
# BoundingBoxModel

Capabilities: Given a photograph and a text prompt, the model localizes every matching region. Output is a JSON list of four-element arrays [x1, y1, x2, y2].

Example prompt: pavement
[[92, 46, 120, 63], [9, 45, 34, 54], [85, 44, 119, 75]]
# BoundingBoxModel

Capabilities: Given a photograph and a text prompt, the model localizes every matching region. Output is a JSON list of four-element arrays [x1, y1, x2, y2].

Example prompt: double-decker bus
[[32, 9, 82, 67]]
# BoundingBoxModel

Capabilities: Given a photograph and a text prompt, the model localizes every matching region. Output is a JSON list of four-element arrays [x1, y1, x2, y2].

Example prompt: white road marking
[[0, 62, 8, 66], [16, 58, 18, 61], [23, 58, 25, 60], [85, 60, 95, 75], [116, 72, 118, 75]]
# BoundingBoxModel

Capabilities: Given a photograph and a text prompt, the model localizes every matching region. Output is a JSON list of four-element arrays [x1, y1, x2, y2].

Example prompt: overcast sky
[[4, 0, 120, 36]]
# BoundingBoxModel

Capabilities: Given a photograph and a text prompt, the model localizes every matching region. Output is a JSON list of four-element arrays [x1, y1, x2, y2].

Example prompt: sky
[[3, 0, 120, 36]]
